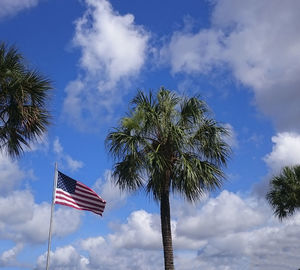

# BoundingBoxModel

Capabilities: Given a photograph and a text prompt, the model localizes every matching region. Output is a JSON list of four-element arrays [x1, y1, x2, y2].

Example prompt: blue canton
[[57, 171, 77, 194]]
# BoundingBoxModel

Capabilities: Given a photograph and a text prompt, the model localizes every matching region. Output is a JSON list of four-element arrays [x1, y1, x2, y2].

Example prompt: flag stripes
[[54, 200, 103, 215], [54, 171, 106, 216], [55, 190, 105, 210]]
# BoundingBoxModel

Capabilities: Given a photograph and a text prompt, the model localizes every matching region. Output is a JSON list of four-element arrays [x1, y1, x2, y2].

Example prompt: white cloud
[[63, 0, 149, 129], [53, 207, 82, 238], [0, 153, 24, 195], [264, 132, 300, 173], [35, 240, 163, 270], [53, 137, 63, 154], [53, 137, 84, 172], [0, 190, 34, 226], [80, 236, 105, 251], [253, 131, 300, 196], [93, 170, 127, 211], [109, 210, 161, 249], [0, 189, 81, 244], [81, 244, 163, 270], [15, 202, 81, 243], [107, 207, 207, 251], [0, 0, 39, 19], [162, 0, 300, 132], [161, 28, 224, 75], [172, 191, 300, 269], [35, 245, 89, 270], [176, 190, 266, 240], [64, 156, 84, 172], [0, 244, 23, 267], [74, 0, 149, 86]]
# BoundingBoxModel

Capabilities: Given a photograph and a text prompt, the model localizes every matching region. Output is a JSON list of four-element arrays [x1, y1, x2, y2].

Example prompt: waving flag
[[54, 171, 106, 216]]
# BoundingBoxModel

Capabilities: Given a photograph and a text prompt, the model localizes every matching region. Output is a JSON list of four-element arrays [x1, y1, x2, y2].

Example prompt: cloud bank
[[162, 0, 300, 132], [34, 190, 300, 270]]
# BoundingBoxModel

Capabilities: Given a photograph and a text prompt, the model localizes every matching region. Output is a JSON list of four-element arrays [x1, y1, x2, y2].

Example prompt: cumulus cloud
[[0, 244, 24, 268], [264, 132, 300, 173], [53, 137, 84, 172], [0, 190, 34, 227], [0, 189, 81, 244], [253, 131, 300, 197], [162, 0, 300, 132], [35, 238, 163, 270], [176, 191, 266, 240], [0, 153, 24, 195], [33, 190, 300, 269], [80, 236, 105, 251], [173, 191, 300, 269], [0, 0, 39, 19], [109, 210, 161, 249], [82, 243, 162, 270], [63, 0, 149, 129], [161, 28, 224, 75], [35, 245, 89, 270], [74, 0, 149, 86], [15, 203, 81, 243], [93, 170, 127, 211]]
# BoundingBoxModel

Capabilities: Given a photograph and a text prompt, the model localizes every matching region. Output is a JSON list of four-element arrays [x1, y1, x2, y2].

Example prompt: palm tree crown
[[106, 88, 231, 270], [0, 42, 52, 157], [266, 165, 300, 220]]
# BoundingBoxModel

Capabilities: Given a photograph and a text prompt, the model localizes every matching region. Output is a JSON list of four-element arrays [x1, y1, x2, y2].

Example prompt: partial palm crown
[[266, 165, 300, 220], [0, 42, 52, 157]]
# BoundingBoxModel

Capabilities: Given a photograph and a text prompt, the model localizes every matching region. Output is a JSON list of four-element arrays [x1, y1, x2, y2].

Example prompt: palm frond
[[179, 96, 208, 126], [191, 119, 231, 166], [0, 42, 52, 157], [172, 153, 224, 201], [113, 154, 145, 192]]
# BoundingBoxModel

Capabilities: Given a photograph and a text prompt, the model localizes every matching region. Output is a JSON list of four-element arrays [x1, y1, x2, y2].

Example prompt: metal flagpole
[[46, 162, 58, 270]]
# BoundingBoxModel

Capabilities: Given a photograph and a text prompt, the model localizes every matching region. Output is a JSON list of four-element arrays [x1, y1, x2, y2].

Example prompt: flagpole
[[46, 162, 58, 270]]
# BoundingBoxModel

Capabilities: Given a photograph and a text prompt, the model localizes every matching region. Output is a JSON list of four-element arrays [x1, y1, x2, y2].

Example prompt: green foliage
[[0, 42, 52, 157], [106, 87, 231, 201], [266, 165, 300, 220]]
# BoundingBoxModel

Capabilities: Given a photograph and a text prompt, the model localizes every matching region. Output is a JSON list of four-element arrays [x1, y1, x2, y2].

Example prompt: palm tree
[[0, 42, 52, 157], [266, 165, 300, 220], [106, 88, 231, 270]]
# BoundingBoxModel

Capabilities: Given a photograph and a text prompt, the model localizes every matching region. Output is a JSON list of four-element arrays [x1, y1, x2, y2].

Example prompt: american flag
[[54, 171, 106, 216]]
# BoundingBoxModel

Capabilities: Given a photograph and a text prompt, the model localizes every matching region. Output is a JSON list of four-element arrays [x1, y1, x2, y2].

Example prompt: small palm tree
[[106, 88, 231, 270], [0, 42, 52, 157], [266, 165, 300, 220]]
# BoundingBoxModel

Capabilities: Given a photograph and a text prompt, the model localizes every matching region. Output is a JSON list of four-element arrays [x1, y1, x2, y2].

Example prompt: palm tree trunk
[[160, 170, 175, 270]]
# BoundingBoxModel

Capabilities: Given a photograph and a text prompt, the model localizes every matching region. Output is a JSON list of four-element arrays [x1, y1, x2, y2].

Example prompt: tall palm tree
[[266, 165, 300, 220], [106, 88, 231, 270], [0, 42, 52, 157]]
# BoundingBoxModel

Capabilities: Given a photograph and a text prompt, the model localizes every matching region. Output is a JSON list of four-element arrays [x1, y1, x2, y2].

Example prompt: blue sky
[[1, 0, 300, 269]]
